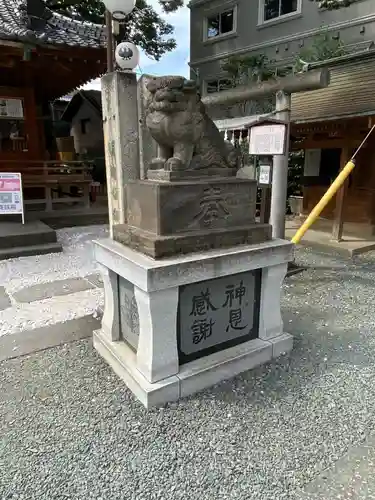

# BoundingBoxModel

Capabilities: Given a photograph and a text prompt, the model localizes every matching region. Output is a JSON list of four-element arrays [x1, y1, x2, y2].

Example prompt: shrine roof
[[291, 49, 375, 123], [0, 0, 106, 49], [61, 90, 102, 122]]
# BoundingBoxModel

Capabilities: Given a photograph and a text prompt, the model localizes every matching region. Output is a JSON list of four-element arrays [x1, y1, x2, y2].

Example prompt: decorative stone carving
[[144, 75, 240, 175]]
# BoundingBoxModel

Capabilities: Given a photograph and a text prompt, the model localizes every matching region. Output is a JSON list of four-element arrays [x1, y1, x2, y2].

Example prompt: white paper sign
[[249, 124, 286, 156], [259, 164, 271, 185], [0, 173, 24, 222], [0, 98, 24, 119]]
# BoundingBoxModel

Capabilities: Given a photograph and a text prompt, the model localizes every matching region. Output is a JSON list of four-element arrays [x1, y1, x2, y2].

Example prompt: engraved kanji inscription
[[179, 272, 257, 357], [191, 318, 215, 344], [190, 288, 218, 316], [192, 187, 230, 227]]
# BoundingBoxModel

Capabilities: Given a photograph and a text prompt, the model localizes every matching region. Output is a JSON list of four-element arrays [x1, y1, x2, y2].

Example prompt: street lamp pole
[[102, 0, 136, 73], [105, 9, 114, 73]]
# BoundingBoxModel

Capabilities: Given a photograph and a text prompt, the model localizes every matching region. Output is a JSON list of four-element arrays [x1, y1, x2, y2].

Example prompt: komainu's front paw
[[149, 158, 166, 170], [165, 157, 184, 171]]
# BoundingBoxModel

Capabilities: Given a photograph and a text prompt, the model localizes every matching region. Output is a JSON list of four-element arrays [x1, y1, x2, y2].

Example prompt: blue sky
[[85, 0, 190, 90]]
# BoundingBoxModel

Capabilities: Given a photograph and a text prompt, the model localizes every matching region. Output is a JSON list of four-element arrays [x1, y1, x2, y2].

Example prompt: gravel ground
[[0, 225, 108, 294], [0, 225, 107, 336], [0, 288, 103, 336], [1, 246, 375, 500]]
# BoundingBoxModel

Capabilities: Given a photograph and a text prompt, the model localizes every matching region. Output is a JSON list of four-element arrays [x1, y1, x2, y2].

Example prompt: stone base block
[[113, 223, 272, 259], [126, 179, 257, 235], [93, 237, 294, 408], [94, 327, 293, 408], [93, 329, 180, 408]]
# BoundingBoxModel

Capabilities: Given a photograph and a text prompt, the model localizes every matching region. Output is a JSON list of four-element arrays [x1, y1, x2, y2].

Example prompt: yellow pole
[[291, 124, 375, 245]]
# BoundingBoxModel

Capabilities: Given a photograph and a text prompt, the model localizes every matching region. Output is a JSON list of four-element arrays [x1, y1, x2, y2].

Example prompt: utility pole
[[269, 91, 291, 239]]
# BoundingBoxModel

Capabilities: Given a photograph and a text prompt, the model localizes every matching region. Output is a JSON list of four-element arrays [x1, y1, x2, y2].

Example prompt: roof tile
[[0, 0, 106, 48]]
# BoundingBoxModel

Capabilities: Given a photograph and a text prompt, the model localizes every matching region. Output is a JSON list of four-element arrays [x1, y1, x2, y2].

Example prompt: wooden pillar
[[331, 146, 350, 241], [260, 186, 272, 224]]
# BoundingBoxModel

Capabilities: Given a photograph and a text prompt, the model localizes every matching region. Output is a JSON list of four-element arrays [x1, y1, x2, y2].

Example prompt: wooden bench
[[0, 160, 94, 211]]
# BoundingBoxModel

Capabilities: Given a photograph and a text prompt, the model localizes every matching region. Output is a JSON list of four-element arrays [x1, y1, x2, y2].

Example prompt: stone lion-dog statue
[[144, 75, 239, 173]]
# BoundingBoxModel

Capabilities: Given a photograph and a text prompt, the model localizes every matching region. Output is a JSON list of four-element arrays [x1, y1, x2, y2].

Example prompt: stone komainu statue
[[144, 76, 239, 173]]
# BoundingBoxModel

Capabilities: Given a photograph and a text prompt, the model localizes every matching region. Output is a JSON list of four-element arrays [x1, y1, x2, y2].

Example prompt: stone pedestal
[[93, 237, 293, 408], [113, 178, 272, 258]]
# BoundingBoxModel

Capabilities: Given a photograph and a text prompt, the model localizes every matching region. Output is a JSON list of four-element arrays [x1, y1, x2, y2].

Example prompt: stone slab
[[126, 178, 257, 235], [0, 220, 57, 249], [84, 273, 104, 288], [147, 168, 236, 181], [0, 242, 62, 261], [267, 332, 293, 358], [94, 328, 292, 408], [0, 286, 11, 311], [113, 223, 271, 259], [285, 224, 375, 258], [178, 270, 259, 361], [0, 315, 100, 362], [178, 338, 273, 398], [13, 277, 95, 304], [94, 237, 293, 293]]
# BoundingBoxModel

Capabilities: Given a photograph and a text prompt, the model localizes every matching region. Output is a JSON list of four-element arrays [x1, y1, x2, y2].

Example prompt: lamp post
[[102, 0, 136, 72]]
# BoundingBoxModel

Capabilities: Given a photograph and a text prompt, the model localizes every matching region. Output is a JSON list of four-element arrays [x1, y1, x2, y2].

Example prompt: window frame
[[202, 76, 233, 96], [257, 0, 302, 26], [204, 77, 234, 95], [203, 5, 238, 43]]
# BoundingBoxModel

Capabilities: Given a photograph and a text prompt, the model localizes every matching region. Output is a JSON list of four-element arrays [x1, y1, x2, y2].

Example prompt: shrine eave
[[0, 0, 107, 49]]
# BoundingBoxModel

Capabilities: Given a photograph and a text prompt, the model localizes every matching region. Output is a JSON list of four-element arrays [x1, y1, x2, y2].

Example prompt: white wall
[[70, 101, 103, 155]]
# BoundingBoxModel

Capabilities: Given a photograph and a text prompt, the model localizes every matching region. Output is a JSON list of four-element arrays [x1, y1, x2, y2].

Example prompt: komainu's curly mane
[[144, 75, 240, 173]]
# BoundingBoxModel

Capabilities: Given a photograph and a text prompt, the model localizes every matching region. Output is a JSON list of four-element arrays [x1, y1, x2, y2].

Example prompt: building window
[[260, 0, 300, 23], [205, 8, 236, 40], [80, 118, 90, 135], [206, 78, 233, 94]]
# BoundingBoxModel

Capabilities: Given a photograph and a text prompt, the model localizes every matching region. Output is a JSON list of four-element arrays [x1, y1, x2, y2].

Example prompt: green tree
[[294, 26, 347, 71], [45, 0, 183, 60], [312, 0, 355, 9]]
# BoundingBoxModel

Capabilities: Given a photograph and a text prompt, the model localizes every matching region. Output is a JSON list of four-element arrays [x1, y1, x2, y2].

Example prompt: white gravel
[[2, 246, 375, 500], [0, 288, 103, 336], [0, 225, 107, 335], [0, 225, 108, 294]]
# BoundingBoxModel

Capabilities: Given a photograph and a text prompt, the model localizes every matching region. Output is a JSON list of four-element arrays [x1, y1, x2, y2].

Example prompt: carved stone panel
[[178, 270, 260, 363], [126, 179, 257, 235], [118, 276, 140, 351]]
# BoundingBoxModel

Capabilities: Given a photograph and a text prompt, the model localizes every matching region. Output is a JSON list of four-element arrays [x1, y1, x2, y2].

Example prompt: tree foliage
[[45, 0, 183, 60], [312, 0, 355, 9]]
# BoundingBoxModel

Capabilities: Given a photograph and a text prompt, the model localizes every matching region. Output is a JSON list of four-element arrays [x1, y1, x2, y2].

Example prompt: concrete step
[[0, 221, 58, 250], [0, 314, 101, 362], [0, 242, 62, 261], [0, 273, 104, 360]]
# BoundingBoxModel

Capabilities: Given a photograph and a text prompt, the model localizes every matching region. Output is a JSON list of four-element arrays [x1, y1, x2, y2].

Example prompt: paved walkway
[[0, 225, 106, 360], [286, 218, 375, 256], [2, 246, 375, 499]]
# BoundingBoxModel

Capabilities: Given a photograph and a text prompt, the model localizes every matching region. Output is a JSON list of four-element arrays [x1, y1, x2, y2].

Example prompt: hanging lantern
[[102, 0, 136, 21], [115, 42, 139, 71]]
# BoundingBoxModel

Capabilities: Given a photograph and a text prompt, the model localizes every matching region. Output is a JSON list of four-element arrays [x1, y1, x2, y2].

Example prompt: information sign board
[[249, 123, 287, 156], [0, 173, 24, 223]]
